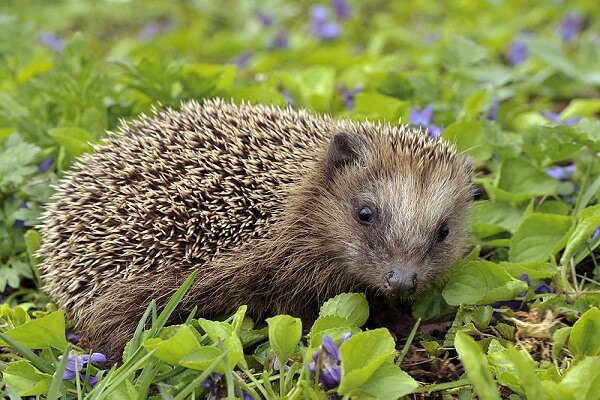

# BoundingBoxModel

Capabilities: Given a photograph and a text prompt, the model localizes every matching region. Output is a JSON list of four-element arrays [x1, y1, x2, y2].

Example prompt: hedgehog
[[39, 99, 473, 361]]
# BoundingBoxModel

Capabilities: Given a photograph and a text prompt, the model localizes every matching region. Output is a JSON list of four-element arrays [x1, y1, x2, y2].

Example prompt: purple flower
[[256, 11, 273, 27], [309, 5, 341, 40], [545, 164, 574, 180], [519, 273, 554, 296], [37, 32, 64, 54], [542, 111, 580, 126], [519, 273, 531, 287], [409, 106, 443, 138], [138, 18, 174, 41], [487, 100, 500, 121], [280, 88, 294, 106], [331, 0, 351, 19], [506, 40, 528, 66], [39, 156, 53, 172], [58, 353, 106, 386], [201, 372, 250, 399], [230, 51, 252, 68], [271, 31, 288, 49], [201, 372, 223, 393], [589, 226, 600, 241], [533, 283, 554, 294], [308, 333, 351, 391], [12, 201, 28, 229], [66, 331, 82, 344], [409, 106, 433, 126], [338, 83, 362, 110], [556, 12, 583, 43]]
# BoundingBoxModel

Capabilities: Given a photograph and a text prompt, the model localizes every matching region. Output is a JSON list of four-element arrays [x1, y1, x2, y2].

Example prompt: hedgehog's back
[[38, 100, 333, 319]]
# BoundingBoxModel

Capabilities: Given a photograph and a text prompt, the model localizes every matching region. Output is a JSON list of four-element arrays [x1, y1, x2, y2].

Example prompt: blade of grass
[[0, 333, 54, 374], [46, 345, 71, 400], [396, 317, 421, 365], [173, 351, 228, 400]]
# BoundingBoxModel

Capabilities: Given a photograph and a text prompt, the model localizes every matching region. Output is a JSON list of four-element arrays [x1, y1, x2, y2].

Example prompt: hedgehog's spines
[[38, 99, 472, 362]]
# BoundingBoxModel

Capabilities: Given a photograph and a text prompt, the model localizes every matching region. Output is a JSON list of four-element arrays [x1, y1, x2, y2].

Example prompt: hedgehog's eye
[[436, 223, 449, 242], [357, 206, 375, 224]]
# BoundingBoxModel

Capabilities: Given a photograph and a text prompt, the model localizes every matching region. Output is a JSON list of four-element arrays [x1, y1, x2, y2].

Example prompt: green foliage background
[[0, 0, 599, 398]]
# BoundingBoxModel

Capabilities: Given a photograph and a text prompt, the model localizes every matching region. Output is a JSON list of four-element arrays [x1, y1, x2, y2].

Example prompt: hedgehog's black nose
[[384, 268, 417, 295]]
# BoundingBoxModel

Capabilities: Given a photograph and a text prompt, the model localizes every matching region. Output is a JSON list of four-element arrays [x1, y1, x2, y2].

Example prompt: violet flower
[[519, 273, 554, 296], [308, 333, 351, 391], [331, 0, 351, 20], [542, 111, 580, 126], [487, 100, 500, 121], [201, 372, 251, 400], [280, 88, 294, 106], [545, 164, 574, 180], [138, 18, 174, 41], [556, 12, 583, 43], [590, 225, 600, 242], [229, 51, 252, 68], [506, 40, 528, 66], [409, 106, 443, 138], [37, 32, 65, 54], [12, 201, 27, 229], [492, 274, 554, 311], [309, 5, 340, 40], [256, 11, 273, 27], [66, 331, 82, 344], [201, 373, 223, 396], [39, 156, 53, 172], [271, 31, 288, 49], [338, 83, 362, 110], [58, 353, 106, 387]]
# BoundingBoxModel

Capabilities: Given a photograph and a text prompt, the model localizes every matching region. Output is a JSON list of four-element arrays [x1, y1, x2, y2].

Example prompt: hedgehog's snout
[[383, 267, 418, 295]]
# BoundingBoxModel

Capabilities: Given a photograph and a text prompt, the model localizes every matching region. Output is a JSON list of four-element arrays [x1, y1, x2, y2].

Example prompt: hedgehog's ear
[[325, 132, 366, 180]]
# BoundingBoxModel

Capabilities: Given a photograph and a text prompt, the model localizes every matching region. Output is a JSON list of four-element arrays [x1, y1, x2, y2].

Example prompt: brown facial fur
[[38, 99, 472, 361]]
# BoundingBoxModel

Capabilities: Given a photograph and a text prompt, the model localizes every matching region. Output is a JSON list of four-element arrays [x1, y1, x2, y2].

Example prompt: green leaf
[[0, 311, 66, 350], [353, 92, 407, 121], [0, 134, 40, 186], [3, 360, 52, 396], [143, 324, 201, 365], [509, 213, 573, 263], [319, 292, 369, 327], [471, 200, 523, 237], [442, 261, 529, 306], [505, 345, 547, 399], [266, 315, 302, 364], [560, 205, 600, 264], [568, 307, 600, 356], [197, 319, 244, 369], [460, 90, 489, 120], [310, 315, 354, 337], [48, 127, 96, 156], [486, 340, 522, 395], [412, 284, 454, 320], [357, 363, 418, 399], [442, 36, 488, 70], [24, 229, 41, 264], [560, 99, 600, 120], [524, 37, 581, 78], [443, 121, 493, 164], [499, 261, 557, 279], [496, 158, 558, 201], [552, 327, 571, 359], [338, 328, 395, 394], [179, 346, 223, 372], [454, 331, 500, 400], [557, 356, 600, 399], [297, 67, 336, 112]]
